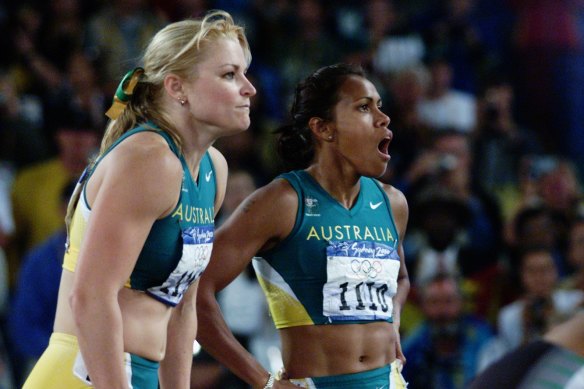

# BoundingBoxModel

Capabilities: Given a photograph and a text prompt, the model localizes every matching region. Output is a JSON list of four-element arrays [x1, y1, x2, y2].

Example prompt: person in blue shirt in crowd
[[402, 273, 494, 389], [7, 180, 76, 386]]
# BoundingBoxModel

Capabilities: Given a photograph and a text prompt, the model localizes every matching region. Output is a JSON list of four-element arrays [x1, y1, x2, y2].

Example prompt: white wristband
[[263, 373, 275, 389]]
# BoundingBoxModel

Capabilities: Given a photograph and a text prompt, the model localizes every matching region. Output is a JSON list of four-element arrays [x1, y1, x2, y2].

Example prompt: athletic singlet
[[253, 170, 401, 329], [63, 124, 216, 306]]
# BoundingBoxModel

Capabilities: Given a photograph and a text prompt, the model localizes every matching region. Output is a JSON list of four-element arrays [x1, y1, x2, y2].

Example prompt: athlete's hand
[[394, 326, 406, 366], [273, 369, 301, 388]]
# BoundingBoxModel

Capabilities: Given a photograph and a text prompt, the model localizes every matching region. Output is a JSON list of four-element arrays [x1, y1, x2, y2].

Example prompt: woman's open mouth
[[378, 138, 391, 159]]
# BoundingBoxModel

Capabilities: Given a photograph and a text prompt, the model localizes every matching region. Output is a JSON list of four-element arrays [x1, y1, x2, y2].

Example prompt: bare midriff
[[279, 321, 397, 378], [53, 270, 173, 361]]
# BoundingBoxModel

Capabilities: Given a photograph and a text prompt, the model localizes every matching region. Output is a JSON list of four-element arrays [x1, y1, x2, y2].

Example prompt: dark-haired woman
[[197, 63, 410, 389], [24, 10, 256, 389]]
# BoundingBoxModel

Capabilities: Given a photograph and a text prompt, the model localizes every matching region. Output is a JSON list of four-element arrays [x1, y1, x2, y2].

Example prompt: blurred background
[[0, 0, 583, 388]]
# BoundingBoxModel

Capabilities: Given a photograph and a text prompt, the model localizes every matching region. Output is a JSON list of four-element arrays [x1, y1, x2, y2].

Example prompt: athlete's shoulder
[[378, 181, 408, 208], [207, 146, 228, 213], [376, 180, 409, 234], [96, 131, 182, 206], [207, 146, 227, 172], [115, 132, 181, 175], [229, 175, 298, 223], [206, 146, 227, 187], [254, 175, 298, 205]]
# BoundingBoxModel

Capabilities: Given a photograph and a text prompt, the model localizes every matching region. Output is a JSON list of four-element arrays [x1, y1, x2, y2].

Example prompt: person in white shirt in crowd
[[417, 58, 476, 133]]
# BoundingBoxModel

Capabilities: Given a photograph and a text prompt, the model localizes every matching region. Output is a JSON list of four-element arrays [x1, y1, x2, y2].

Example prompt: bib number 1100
[[338, 281, 389, 312]]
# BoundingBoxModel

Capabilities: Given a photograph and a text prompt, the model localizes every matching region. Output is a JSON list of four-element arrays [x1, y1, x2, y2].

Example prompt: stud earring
[[179, 97, 186, 106], [328, 136, 333, 140]]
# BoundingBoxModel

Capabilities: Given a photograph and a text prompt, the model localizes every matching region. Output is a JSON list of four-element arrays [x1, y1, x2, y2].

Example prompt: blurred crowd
[[0, 0, 583, 388]]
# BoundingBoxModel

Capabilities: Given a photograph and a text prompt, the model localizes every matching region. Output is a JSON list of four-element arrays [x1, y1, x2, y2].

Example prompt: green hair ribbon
[[105, 67, 145, 120]]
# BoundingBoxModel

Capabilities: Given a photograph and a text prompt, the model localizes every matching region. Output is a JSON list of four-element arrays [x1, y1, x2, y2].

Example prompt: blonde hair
[[63, 10, 251, 228], [99, 9, 251, 155]]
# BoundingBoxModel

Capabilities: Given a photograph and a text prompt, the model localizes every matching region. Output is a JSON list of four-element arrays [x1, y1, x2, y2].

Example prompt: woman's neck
[[305, 164, 361, 210]]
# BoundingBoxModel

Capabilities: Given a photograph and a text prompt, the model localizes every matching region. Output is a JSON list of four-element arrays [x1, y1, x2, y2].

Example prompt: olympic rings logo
[[351, 259, 382, 279]]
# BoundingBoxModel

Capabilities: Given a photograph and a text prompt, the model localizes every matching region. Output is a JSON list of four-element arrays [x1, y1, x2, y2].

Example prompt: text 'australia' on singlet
[[253, 170, 401, 329], [63, 124, 216, 306]]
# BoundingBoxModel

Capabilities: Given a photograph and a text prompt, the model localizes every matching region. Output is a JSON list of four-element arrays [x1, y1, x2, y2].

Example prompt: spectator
[[428, 130, 502, 258], [418, 0, 491, 93], [503, 156, 583, 260], [368, 0, 426, 78], [473, 77, 543, 195], [246, 0, 294, 65], [497, 246, 583, 352], [560, 217, 584, 292], [406, 183, 502, 320], [406, 186, 472, 285], [416, 58, 477, 133], [400, 129, 504, 319], [6, 179, 75, 386], [507, 205, 569, 284], [17, 0, 88, 81], [270, 0, 341, 97], [401, 130, 502, 264], [11, 1, 104, 157], [7, 105, 99, 287], [339, 0, 426, 90], [402, 273, 494, 389], [83, 0, 165, 96], [43, 50, 108, 146], [497, 155, 559, 234], [0, 69, 49, 169], [535, 157, 583, 225], [9, 3, 45, 93]]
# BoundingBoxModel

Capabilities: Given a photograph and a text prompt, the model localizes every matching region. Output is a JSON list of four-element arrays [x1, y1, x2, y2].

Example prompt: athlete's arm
[[383, 184, 410, 364], [196, 178, 300, 389], [70, 133, 182, 389], [160, 147, 228, 389]]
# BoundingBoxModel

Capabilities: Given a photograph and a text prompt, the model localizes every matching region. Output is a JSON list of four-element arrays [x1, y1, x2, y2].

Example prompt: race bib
[[147, 226, 213, 306], [323, 240, 400, 321]]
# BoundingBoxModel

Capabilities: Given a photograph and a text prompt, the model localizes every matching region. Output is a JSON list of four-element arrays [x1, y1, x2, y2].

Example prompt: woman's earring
[[328, 135, 333, 140], [179, 97, 186, 106]]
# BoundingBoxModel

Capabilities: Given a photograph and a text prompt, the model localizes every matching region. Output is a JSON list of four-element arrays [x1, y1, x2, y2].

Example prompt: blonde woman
[[24, 10, 255, 389]]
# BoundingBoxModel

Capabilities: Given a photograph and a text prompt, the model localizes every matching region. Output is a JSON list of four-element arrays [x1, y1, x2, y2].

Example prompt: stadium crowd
[[0, 0, 583, 388]]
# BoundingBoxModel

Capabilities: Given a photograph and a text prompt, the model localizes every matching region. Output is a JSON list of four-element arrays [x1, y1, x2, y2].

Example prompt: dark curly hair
[[276, 63, 365, 170]]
